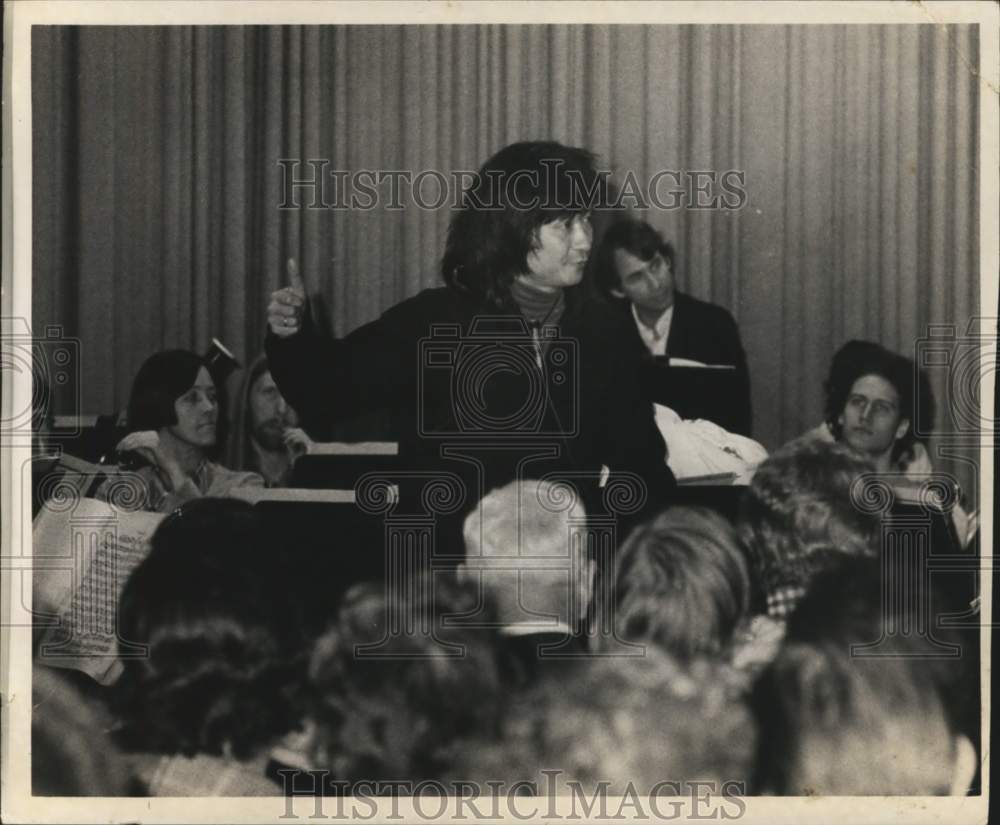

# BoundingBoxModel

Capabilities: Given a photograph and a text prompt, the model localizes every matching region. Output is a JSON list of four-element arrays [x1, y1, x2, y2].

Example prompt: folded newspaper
[[33, 481, 164, 685]]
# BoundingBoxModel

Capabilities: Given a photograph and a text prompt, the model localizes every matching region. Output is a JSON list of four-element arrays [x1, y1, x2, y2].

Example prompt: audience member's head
[[594, 219, 676, 313], [227, 355, 303, 482], [823, 340, 932, 472], [754, 558, 977, 795], [126, 349, 218, 451], [596, 506, 750, 662], [442, 141, 602, 308], [307, 575, 504, 784], [450, 650, 755, 795], [113, 498, 306, 760], [33, 666, 142, 795], [461, 479, 594, 632], [738, 440, 880, 617]]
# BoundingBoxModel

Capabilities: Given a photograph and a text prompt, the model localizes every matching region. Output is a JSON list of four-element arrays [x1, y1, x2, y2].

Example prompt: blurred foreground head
[[461, 479, 594, 631], [307, 575, 504, 783], [753, 558, 977, 795], [451, 650, 754, 794], [596, 506, 750, 662], [114, 498, 306, 759], [739, 439, 880, 616]]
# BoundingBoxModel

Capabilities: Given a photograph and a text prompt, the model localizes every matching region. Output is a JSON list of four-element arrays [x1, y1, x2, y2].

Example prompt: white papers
[[33, 498, 165, 685], [667, 357, 736, 369]]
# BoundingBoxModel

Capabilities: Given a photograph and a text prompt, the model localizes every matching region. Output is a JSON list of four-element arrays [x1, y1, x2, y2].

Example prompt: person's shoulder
[[675, 291, 738, 326], [204, 462, 265, 492], [570, 294, 633, 332], [377, 285, 482, 327], [388, 285, 474, 313]]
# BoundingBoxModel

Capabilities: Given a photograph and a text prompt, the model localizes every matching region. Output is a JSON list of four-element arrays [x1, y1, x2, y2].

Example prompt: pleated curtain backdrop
[[32, 24, 981, 494]]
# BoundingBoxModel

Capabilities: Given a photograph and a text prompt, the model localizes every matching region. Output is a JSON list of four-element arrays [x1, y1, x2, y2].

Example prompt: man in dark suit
[[594, 219, 753, 435]]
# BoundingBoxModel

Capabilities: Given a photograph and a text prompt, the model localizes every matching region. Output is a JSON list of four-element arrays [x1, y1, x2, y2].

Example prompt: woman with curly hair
[[306, 575, 504, 786], [737, 439, 881, 619], [112, 498, 308, 795]]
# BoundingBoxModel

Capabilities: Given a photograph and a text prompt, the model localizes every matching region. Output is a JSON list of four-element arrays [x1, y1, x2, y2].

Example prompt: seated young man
[[797, 339, 972, 542], [804, 340, 931, 475], [227, 355, 313, 487], [753, 558, 978, 795], [594, 218, 752, 436]]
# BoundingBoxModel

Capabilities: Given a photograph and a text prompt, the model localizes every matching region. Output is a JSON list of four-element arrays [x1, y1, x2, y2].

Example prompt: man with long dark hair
[[265, 141, 675, 534]]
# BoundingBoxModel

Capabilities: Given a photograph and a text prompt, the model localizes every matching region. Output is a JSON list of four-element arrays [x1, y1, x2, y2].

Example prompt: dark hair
[[307, 575, 504, 783], [599, 507, 750, 662], [126, 349, 209, 432], [753, 558, 963, 794], [113, 498, 306, 759], [738, 440, 880, 605], [593, 218, 674, 298], [823, 340, 933, 465], [441, 141, 601, 308]]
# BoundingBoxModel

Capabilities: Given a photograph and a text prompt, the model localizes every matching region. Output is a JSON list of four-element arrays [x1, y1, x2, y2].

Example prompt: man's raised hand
[[267, 257, 307, 338]]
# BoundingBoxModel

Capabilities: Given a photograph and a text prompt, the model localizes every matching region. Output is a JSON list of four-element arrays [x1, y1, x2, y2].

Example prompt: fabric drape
[[32, 24, 981, 497]]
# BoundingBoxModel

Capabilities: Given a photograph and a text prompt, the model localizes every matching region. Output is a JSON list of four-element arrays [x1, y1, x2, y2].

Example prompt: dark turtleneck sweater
[[509, 277, 566, 329]]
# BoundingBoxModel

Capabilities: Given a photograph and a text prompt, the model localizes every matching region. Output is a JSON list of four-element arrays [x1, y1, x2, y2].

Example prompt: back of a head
[[33, 666, 140, 795], [599, 506, 750, 662], [451, 650, 754, 794], [462, 479, 588, 629], [738, 440, 880, 614], [754, 558, 962, 794], [442, 141, 600, 307], [307, 575, 504, 783], [114, 498, 305, 759]]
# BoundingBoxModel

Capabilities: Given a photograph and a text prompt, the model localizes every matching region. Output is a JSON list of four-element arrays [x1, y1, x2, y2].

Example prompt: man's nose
[[572, 220, 593, 249], [859, 402, 874, 422]]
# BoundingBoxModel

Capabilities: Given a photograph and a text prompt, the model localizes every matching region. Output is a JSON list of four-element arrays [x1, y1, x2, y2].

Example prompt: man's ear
[[895, 417, 911, 443], [950, 734, 978, 795]]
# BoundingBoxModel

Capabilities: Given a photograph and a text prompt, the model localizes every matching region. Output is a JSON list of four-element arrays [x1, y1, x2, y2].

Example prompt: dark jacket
[[266, 286, 675, 528], [617, 292, 753, 436]]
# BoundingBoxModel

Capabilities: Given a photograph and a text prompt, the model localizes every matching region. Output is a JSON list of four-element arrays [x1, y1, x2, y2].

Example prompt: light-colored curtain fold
[[33, 23, 980, 494]]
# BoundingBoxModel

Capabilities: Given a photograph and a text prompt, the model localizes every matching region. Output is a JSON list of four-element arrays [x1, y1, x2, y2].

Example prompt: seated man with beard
[[227, 355, 313, 487]]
